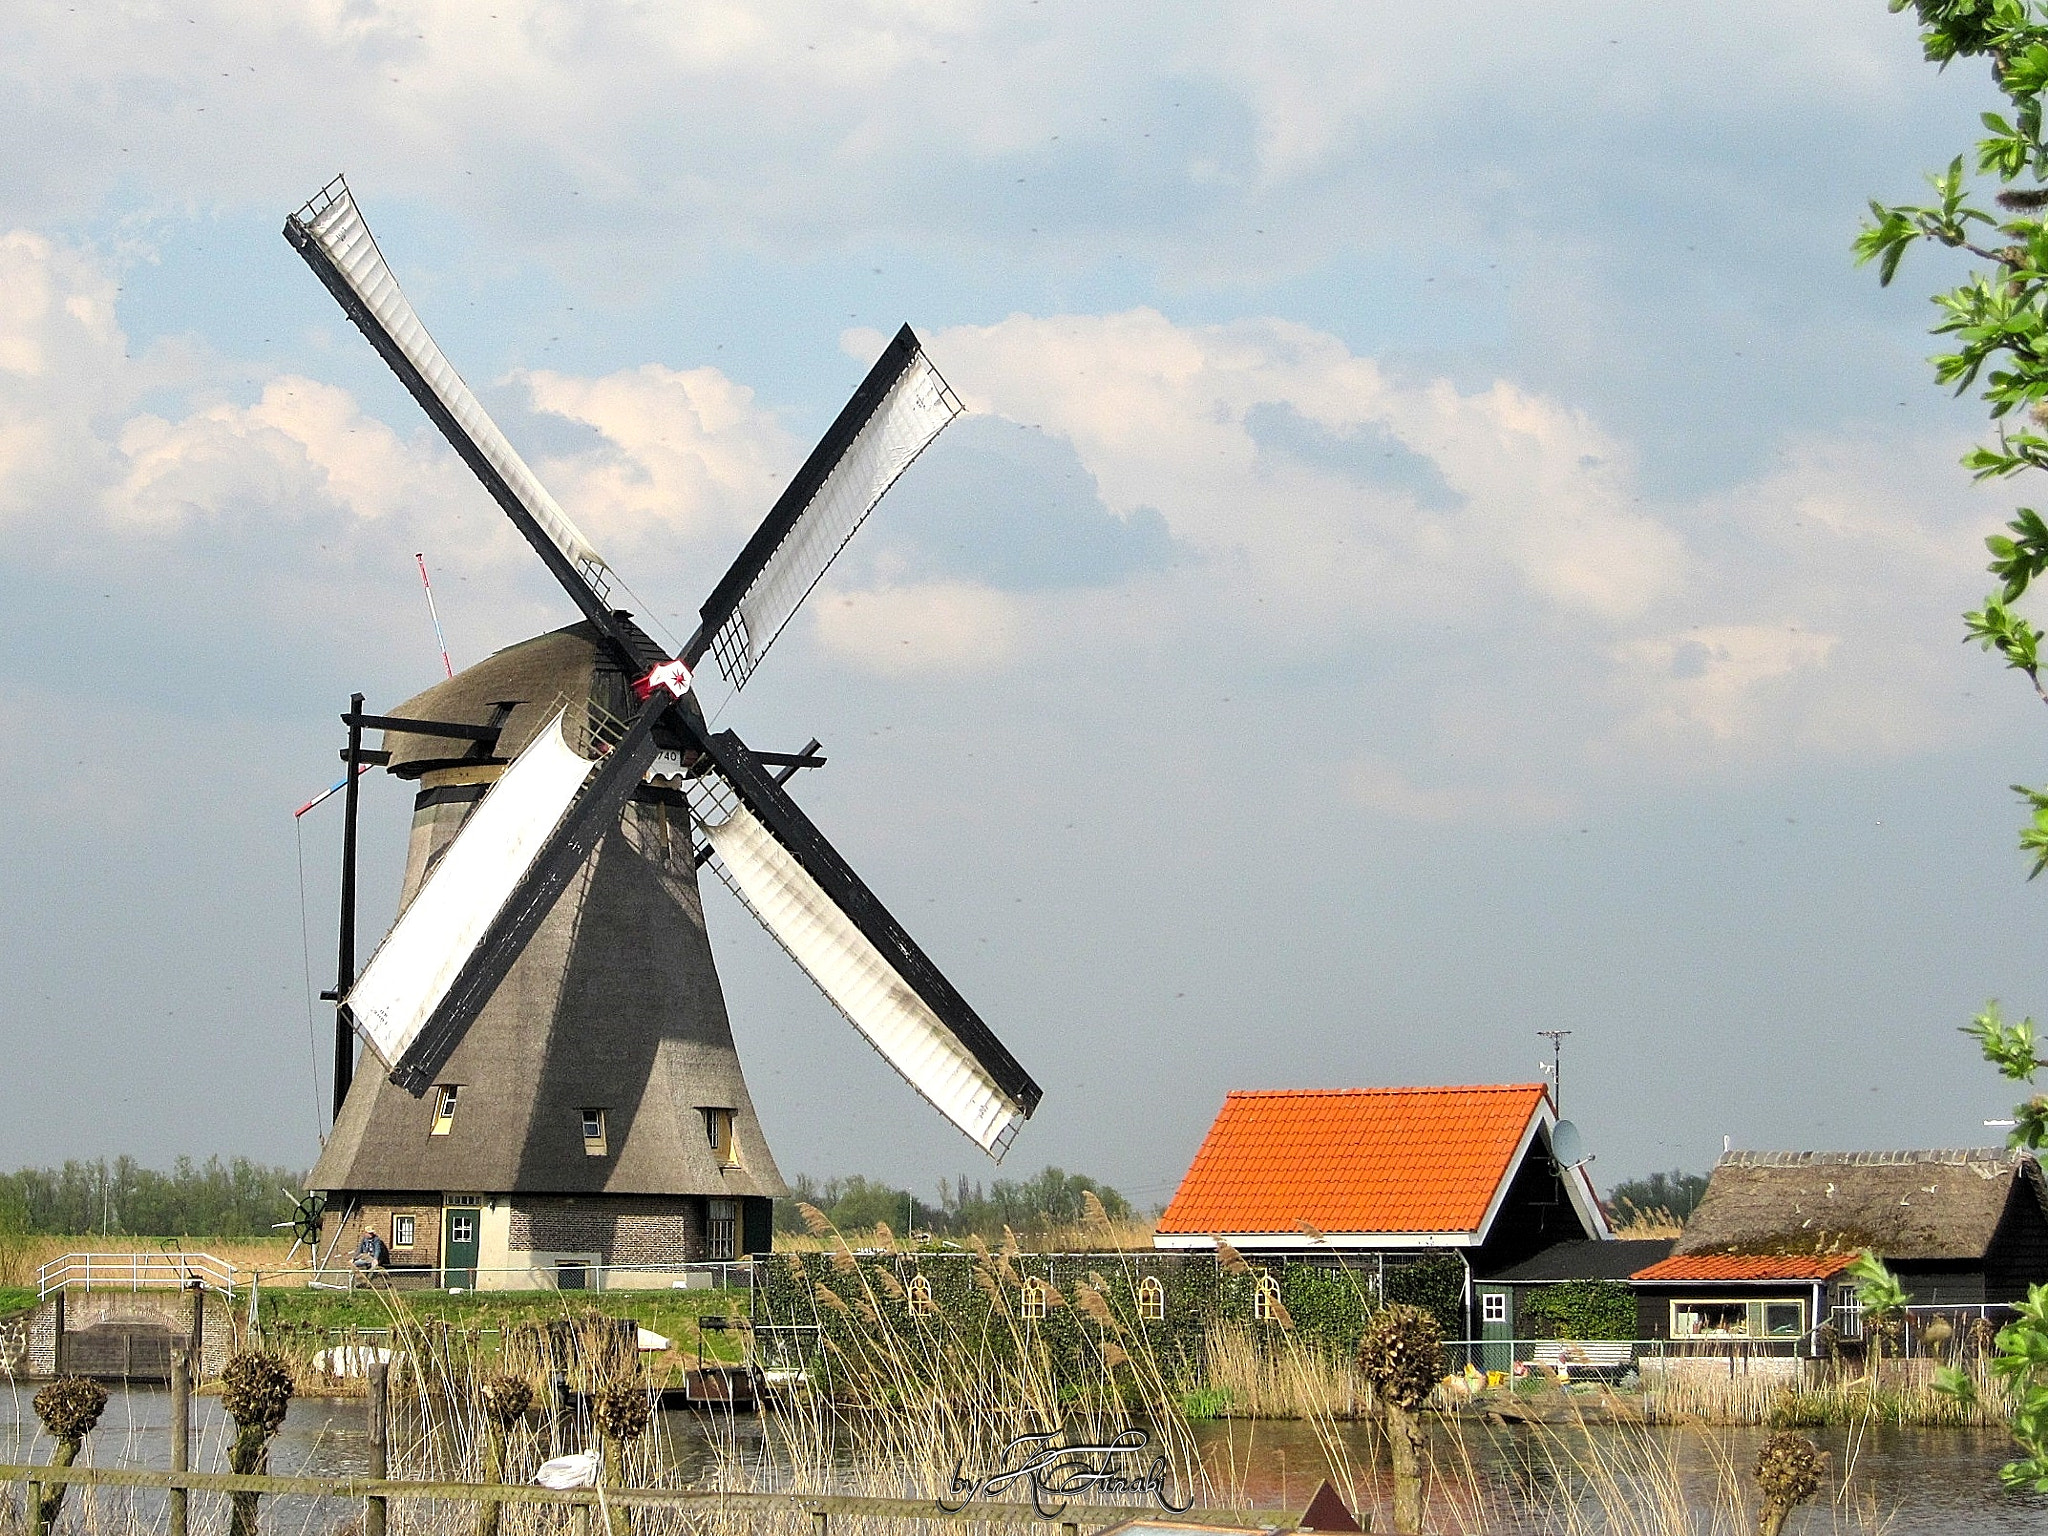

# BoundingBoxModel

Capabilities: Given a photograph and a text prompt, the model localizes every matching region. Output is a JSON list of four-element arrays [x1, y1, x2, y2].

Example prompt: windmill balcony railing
[[36, 1252, 236, 1299]]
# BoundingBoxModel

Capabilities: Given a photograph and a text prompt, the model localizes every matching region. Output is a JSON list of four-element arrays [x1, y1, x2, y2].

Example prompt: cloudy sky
[[1, 0, 2040, 1213]]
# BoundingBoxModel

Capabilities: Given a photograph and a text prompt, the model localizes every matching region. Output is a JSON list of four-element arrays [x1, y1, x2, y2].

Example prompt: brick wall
[[510, 1196, 703, 1264], [331, 1197, 443, 1268]]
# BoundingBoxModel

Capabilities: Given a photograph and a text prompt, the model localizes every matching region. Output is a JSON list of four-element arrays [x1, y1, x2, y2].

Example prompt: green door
[[1479, 1286, 1513, 1374], [443, 1207, 480, 1289]]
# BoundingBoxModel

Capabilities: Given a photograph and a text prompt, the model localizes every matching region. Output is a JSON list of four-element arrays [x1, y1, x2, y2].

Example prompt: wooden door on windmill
[[443, 1206, 481, 1289]]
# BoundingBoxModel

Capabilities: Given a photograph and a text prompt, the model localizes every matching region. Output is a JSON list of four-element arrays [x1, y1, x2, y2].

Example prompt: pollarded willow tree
[[1857, 0, 2048, 1491]]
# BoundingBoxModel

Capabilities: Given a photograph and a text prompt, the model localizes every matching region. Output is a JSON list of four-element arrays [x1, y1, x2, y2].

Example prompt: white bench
[[1531, 1340, 1634, 1372]]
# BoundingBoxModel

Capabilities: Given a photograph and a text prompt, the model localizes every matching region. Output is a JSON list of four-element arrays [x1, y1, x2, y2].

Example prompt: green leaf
[[1963, 1000, 2043, 1081]]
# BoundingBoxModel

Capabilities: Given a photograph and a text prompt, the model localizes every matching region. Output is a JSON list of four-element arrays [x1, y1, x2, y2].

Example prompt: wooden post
[[189, 1281, 205, 1375], [169, 1345, 190, 1536], [334, 691, 364, 1122], [50, 1292, 63, 1378], [367, 1360, 389, 1536]]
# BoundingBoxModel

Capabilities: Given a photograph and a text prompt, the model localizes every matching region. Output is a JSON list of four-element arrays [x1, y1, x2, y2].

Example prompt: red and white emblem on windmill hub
[[634, 659, 693, 700]]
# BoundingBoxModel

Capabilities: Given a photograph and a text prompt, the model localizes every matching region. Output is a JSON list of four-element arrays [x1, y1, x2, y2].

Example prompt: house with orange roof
[[1154, 1086, 1609, 1329]]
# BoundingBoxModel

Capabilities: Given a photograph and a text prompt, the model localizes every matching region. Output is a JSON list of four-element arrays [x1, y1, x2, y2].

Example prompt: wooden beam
[[0, 1464, 1302, 1528]]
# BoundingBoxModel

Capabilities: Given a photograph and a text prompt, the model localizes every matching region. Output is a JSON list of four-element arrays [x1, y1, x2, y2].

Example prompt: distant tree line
[[0, 1157, 306, 1237], [1603, 1169, 1709, 1227], [774, 1165, 1134, 1239]]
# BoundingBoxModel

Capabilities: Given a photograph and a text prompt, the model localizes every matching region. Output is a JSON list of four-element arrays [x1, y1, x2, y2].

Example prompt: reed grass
[[771, 1218, 1158, 1256]]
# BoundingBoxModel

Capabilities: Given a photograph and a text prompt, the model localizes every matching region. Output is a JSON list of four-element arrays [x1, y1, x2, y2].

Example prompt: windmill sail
[[284, 177, 618, 632], [345, 711, 595, 1073], [690, 325, 962, 688], [683, 728, 1039, 1157], [383, 698, 670, 1094]]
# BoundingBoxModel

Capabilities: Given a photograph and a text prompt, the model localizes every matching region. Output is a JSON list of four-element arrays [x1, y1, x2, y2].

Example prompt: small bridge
[[32, 1254, 233, 1383], [36, 1252, 236, 1298]]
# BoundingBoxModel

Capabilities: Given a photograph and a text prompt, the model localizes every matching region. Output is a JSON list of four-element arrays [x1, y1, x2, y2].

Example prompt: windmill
[[285, 176, 1041, 1283]]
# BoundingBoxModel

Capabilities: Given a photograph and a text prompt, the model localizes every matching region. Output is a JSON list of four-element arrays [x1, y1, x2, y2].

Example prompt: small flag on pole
[[295, 763, 373, 819], [416, 552, 454, 679]]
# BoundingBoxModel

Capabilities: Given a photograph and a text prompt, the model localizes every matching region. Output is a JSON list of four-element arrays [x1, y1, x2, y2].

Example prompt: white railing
[[296, 1259, 755, 1293], [36, 1253, 237, 1299]]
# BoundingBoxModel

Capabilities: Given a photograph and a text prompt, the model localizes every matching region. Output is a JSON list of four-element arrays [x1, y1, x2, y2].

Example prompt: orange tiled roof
[[1156, 1086, 1550, 1237], [1632, 1252, 1859, 1282]]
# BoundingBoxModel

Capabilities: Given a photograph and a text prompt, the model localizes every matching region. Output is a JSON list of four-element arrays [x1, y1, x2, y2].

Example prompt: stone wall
[[8, 1289, 230, 1379]]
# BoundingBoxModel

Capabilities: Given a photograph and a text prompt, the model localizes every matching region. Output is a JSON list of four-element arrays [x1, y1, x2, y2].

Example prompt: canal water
[[1, 1385, 2042, 1534]]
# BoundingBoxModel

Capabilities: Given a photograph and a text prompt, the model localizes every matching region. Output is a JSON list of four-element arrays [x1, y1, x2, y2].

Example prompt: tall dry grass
[[1606, 1208, 1685, 1241], [1641, 1356, 2013, 1428]]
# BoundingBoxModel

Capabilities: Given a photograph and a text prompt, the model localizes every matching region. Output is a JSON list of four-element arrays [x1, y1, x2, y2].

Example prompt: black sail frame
[[284, 191, 650, 671], [680, 721, 1042, 1118], [683, 323, 940, 676]]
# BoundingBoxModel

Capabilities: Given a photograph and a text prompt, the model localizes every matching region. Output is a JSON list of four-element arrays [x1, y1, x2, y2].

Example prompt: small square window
[[431, 1086, 459, 1135], [581, 1109, 608, 1157], [1482, 1293, 1508, 1325], [1020, 1279, 1049, 1321], [392, 1215, 416, 1249], [1253, 1274, 1283, 1322]]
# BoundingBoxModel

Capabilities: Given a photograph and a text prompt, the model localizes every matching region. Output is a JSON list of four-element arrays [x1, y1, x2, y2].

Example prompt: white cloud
[[0, 226, 2005, 817], [519, 361, 794, 552], [931, 308, 1687, 641], [811, 579, 1024, 676], [1614, 624, 1842, 745], [104, 376, 473, 530]]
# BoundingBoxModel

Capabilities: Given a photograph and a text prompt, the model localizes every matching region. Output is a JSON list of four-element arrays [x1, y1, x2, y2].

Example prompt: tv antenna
[[1537, 1029, 1572, 1115]]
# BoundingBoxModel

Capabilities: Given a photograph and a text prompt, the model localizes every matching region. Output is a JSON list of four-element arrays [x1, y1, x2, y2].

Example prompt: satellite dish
[[1551, 1120, 1588, 1168]]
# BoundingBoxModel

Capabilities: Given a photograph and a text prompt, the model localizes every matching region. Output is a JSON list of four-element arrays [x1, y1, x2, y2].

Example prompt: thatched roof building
[[1665, 1148, 2048, 1306]]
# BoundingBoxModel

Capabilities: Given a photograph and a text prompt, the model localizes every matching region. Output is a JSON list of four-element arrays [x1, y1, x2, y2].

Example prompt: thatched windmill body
[[289, 178, 1040, 1285]]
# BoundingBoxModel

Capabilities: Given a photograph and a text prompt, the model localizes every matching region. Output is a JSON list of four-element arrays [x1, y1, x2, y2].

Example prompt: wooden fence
[[0, 1462, 1307, 1531]]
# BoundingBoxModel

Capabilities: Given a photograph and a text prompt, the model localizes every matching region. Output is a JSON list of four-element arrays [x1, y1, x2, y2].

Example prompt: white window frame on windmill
[[431, 1085, 459, 1135], [392, 1214, 417, 1249], [701, 1107, 739, 1167], [581, 1108, 608, 1157]]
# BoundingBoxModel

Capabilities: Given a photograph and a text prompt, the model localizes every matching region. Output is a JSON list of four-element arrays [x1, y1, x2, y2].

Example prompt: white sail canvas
[[346, 711, 594, 1070], [704, 802, 1023, 1155]]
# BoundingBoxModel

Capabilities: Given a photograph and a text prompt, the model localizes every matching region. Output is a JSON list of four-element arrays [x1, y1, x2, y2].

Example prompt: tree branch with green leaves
[[1866, 0, 2048, 1491]]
